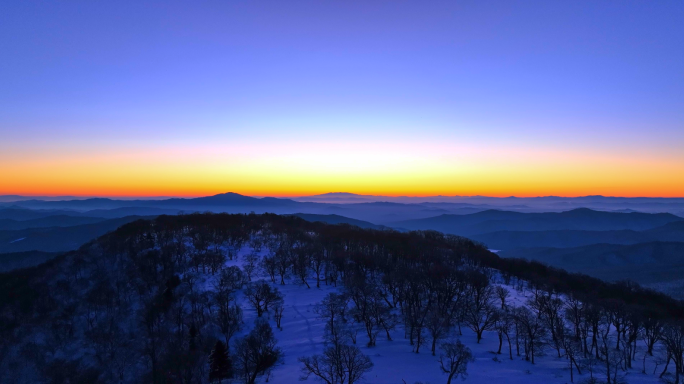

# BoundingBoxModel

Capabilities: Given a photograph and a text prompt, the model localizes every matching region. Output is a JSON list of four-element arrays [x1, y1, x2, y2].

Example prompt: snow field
[[194, 246, 668, 384]]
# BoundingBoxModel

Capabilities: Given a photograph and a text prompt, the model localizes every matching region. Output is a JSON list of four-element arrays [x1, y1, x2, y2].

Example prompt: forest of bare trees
[[1, 213, 684, 383]]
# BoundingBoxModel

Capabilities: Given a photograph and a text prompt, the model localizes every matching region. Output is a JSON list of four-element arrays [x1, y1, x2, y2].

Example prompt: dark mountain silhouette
[[0, 199, 460, 226], [2, 193, 302, 211], [158, 192, 299, 207], [0, 195, 85, 202], [4, 194, 684, 223], [0, 215, 107, 230], [391, 208, 682, 236], [81, 207, 182, 218], [0, 250, 61, 272], [643, 220, 684, 240], [320, 202, 453, 223], [0, 206, 180, 221], [291, 213, 385, 230], [0, 208, 87, 221], [0, 216, 148, 253], [499, 242, 684, 285], [471, 220, 684, 250]]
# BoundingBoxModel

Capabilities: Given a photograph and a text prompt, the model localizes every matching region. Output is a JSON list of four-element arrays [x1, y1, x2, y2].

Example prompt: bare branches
[[438, 340, 474, 384]]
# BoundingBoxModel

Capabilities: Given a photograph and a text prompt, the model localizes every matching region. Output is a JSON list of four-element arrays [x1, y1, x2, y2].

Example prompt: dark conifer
[[209, 340, 232, 383]]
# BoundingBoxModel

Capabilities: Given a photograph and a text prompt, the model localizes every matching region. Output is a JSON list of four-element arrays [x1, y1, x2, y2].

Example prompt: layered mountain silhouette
[[499, 242, 684, 285], [4, 192, 684, 221], [0, 215, 107, 231], [472, 220, 684, 250], [0, 216, 147, 253], [0, 194, 474, 223], [3, 193, 301, 211], [0, 250, 60, 272], [391, 208, 683, 236], [2, 193, 684, 292], [290, 213, 386, 230]]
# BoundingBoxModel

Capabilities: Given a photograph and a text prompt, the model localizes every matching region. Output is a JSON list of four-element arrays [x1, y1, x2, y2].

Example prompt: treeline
[[0, 213, 683, 384]]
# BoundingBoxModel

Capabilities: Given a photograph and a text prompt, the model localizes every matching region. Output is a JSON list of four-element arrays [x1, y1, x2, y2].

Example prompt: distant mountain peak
[[307, 192, 373, 197]]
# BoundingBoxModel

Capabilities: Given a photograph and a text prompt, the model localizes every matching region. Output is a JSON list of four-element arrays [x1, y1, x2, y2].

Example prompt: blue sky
[[1, 1, 683, 196]]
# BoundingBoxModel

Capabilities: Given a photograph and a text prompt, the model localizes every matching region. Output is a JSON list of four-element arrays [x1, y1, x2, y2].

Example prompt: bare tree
[[315, 293, 351, 346], [494, 309, 515, 359], [234, 320, 282, 384], [215, 301, 243, 348], [244, 281, 284, 317], [531, 293, 564, 358], [347, 279, 385, 347], [309, 242, 327, 288], [340, 344, 374, 384], [216, 266, 246, 292], [438, 339, 474, 384], [495, 286, 509, 310], [564, 296, 586, 354], [426, 305, 452, 356], [642, 314, 664, 356], [370, 292, 397, 342], [559, 327, 583, 382], [260, 255, 278, 284], [292, 246, 312, 288], [299, 349, 339, 384], [661, 321, 684, 384], [243, 252, 260, 281], [513, 306, 547, 364], [273, 299, 285, 330], [463, 285, 499, 343], [300, 344, 373, 384], [274, 247, 291, 285]]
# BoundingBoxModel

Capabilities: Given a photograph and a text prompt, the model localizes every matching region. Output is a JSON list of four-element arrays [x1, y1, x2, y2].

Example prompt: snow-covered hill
[[1, 214, 679, 384], [222, 247, 666, 384]]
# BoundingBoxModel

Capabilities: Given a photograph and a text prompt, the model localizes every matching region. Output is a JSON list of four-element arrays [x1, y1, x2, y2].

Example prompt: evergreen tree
[[209, 340, 232, 383]]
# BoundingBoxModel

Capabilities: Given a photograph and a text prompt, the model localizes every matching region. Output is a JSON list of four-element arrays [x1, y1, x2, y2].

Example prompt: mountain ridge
[[391, 208, 683, 236]]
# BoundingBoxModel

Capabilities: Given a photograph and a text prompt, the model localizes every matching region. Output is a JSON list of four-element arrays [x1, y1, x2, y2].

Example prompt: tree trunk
[[569, 358, 574, 383], [497, 333, 503, 354], [530, 341, 535, 364], [446, 371, 457, 384], [660, 355, 671, 378]]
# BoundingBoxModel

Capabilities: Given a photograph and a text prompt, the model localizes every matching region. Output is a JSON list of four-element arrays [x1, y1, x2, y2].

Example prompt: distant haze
[[2, 192, 683, 220]]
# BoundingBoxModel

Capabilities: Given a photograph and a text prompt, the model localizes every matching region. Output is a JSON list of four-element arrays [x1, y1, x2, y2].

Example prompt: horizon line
[[2, 192, 684, 200]]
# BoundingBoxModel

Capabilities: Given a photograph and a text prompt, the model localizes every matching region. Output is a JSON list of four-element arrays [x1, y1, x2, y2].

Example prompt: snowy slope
[[216, 247, 666, 384]]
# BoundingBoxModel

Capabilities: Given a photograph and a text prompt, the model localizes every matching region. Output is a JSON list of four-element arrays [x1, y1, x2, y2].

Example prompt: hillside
[[0, 215, 107, 230], [0, 195, 475, 223], [499, 242, 684, 285], [0, 250, 61, 272], [471, 220, 684, 250], [0, 210, 387, 260], [0, 216, 147, 253], [291, 213, 385, 230], [2, 193, 302, 211], [0, 213, 680, 384], [392, 208, 683, 236], [0, 207, 88, 221]]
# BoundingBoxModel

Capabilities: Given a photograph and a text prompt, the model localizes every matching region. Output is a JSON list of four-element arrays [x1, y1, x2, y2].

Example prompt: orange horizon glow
[[3, 2, 684, 203], [2, 138, 683, 199], [3, 192, 684, 199]]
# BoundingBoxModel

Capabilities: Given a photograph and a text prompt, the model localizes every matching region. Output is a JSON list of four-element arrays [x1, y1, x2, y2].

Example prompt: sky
[[1, 1, 683, 198]]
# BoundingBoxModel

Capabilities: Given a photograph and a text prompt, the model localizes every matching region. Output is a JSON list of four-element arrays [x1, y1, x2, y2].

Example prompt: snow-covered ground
[[195, 246, 668, 384]]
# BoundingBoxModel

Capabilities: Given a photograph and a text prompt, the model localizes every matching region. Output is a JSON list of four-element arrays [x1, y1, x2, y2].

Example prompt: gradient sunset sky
[[1, 1, 683, 198]]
